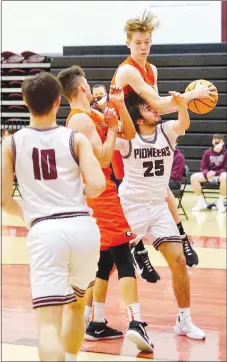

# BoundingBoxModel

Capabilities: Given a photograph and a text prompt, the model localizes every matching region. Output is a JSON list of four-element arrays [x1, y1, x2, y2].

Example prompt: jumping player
[[1, 72, 106, 362], [111, 10, 217, 277], [116, 91, 206, 340], [57, 66, 154, 353]]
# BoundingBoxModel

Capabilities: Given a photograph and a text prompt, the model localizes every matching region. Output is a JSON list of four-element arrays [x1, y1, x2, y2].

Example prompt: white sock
[[198, 195, 205, 202], [65, 352, 77, 361], [218, 195, 224, 203], [84, 306, 92, 325], [127, 303, 142, 322], [92, 302, 105, 322], [179, 307, 190, 320]]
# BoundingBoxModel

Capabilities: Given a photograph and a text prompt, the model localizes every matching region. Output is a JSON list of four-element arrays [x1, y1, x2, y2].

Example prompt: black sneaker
[[126, 321, 154, 353], [85, 320, 123, 341], [182, 236, 199, 267], [131, 247, 160, 283]]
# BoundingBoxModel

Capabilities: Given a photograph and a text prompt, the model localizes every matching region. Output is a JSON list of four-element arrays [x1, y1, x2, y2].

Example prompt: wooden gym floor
[[1, 193, 226, 361]]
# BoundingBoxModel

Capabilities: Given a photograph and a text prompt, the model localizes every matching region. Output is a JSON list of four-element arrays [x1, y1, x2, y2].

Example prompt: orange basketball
[[185, 79, 218, 114]]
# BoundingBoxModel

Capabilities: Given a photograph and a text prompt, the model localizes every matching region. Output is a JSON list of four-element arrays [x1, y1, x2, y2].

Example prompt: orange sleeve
[[112, 150, 124, 180]]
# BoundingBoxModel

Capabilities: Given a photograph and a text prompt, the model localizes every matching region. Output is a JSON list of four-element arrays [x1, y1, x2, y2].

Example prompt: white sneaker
[[192, 198, 207, 211], [174, 314, 206, 340], [216, 199, 226, 213]]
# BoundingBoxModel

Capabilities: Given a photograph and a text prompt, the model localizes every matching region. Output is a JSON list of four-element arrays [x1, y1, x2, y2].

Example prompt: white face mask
[[213, 141, 224, 151], [96, 95, 107, 106]]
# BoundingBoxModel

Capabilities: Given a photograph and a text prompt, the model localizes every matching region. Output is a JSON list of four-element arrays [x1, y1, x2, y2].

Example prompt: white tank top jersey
[[12, 126, 91, 227], [116, 121, 180, 203]]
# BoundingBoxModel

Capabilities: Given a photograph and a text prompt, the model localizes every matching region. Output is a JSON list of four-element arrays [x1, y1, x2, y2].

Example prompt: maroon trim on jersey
[[28, 126, 61, 132], [33, 292, 77, 309], [31, 211, 90, 228], [69, 130, 79, 165], [138, 129, 158, 144], [122, 140, 132, 159], [160, 124, 175, 152], [153, 236, 182, 250], [11, 135, 16, 172]]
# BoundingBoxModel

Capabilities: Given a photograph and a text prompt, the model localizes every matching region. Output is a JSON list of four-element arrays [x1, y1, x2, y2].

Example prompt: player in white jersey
[[1, 72, 107, 361], [115, 91, 206, 340]]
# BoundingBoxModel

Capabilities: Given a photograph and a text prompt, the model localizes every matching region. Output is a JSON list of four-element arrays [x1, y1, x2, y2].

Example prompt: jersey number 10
[[32, 148, 58, 180]]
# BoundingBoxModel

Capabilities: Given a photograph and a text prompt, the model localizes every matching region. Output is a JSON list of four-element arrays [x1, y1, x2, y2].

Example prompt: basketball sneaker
[[126, 321, 154, 353], [131, 243, 160, 283], [182, 236, 199, 267], [85, 320, 123, 341], [174, 314, 206, 340], [192, 196, 207, 211]]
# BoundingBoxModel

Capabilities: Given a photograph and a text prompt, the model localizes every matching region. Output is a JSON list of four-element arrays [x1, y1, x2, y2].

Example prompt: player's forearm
[[116, 103, 136, 140], [140, 88, 175, 113], [98, 127, 118, 168], [177, 103, 190, 131], [2, 197, 24, 219]]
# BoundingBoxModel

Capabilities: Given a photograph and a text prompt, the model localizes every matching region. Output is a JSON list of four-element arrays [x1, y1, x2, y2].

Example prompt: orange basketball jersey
[[66, 108, 136, 250], [111, 56, 155, 179]]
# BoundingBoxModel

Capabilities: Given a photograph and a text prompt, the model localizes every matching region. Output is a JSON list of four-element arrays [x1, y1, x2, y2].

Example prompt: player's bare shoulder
[[115, 63, 142, 86], [68, 112, 95, 133]]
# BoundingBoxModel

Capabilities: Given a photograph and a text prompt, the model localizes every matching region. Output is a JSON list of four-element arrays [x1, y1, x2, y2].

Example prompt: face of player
[[127, 32, 152, 59], [82, 77, 93, 103], [212, 137, 224, 151], [92, 86, 108, 106], [138, 102, 161, 127]]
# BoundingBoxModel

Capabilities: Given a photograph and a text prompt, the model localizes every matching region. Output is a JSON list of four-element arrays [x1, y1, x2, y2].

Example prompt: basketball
[[185, 79, 218, 114]]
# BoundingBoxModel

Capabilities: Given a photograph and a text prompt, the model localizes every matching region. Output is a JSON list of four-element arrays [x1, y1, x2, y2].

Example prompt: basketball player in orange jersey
[[57, 66, 154, 353], [110, 10, 218, 279], [1, 72, 106, 362]]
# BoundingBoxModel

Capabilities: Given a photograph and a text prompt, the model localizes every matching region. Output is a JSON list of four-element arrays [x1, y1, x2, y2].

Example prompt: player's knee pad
[[96, 250, 114, 281], [110, 243, 135, 280]]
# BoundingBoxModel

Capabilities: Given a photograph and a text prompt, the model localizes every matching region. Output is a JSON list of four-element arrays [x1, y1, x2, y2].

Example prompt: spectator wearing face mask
[[169, 138, 185, 190], [91, 84, 108, 113], [190, 134, 227, 213]]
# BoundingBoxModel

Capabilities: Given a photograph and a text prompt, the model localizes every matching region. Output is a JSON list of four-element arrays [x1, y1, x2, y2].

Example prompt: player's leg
[[166, 187, 198, 267], [64, 216, 100, 357], [122, 199, 160, 283], [35, 305, 65, 361], [217, 172, 227, 212], [149, 204, 205, 340], [27, 219, 78, 361], [84, 286, 94, 326], [190, 172, 208, 210], [85, 249, 123, 340]]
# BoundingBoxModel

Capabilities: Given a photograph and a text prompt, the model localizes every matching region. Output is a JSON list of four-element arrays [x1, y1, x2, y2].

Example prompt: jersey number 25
[[143, 160, 164, 177]]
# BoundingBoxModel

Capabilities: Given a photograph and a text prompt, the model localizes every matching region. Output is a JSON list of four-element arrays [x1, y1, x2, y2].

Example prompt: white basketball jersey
[[13, 126, 91, 227], [118, 121, 177, 203]]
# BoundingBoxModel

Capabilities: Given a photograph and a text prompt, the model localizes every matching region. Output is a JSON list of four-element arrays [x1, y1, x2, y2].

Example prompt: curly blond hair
[[124, 10, 159, 40]]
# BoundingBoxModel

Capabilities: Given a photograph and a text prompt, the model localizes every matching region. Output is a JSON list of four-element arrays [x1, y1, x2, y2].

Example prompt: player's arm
[[1, 136, 23, 219], [74, 132, 106, 198], [170, 91, 190, 135], [109, 85, 136, 140], [116, 65, 216, 114], [68, 109, 118, 168]]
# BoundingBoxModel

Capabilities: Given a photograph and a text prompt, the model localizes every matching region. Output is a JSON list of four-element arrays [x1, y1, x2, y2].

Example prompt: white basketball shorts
[[27, 216, 100, 308], [120, 199, 182, 250]]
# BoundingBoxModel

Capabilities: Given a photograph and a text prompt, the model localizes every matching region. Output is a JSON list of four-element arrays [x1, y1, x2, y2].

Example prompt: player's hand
[[108, 85, 124, 107], [207, 170, 215, 180], [168, 91, 186, 107], [103, 107, 118, 129], [195, 84, 218, 102]]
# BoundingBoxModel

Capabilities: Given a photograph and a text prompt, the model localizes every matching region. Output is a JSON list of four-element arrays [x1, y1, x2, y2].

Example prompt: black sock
[[135, 240, 145, 252], [177, 222, 186, 236]]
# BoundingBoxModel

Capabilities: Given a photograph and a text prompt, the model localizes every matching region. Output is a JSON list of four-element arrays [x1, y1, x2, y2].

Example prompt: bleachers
[[1, 43, 227, 177], [51, 43, 227, 177]]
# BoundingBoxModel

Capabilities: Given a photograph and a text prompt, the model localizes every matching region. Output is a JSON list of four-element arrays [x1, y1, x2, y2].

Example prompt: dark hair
[[22, 72, 62, 116], [125, 93, 145, 133], [92, 84, 107, 93], [57, 65, 85, 100], [213, 133, 224, 140]]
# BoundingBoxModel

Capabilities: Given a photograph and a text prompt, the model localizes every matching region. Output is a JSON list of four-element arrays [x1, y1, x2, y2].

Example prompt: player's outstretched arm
[[170, 91, 190, 135], [68, 109, 118, 168], [74, 132, 106, 198], [1, 136, 24, 219], [109, 85, 136, 140], [116, 65, 216, 114]]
